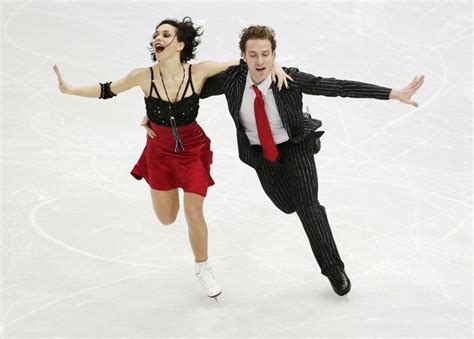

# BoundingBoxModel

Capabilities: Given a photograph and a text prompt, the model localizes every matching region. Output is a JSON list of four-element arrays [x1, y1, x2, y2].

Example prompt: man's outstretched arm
[[291, 70, 424, 106]]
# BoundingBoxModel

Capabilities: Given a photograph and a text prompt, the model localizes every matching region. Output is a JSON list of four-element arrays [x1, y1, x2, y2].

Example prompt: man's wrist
[[389, 89, 399, 100]]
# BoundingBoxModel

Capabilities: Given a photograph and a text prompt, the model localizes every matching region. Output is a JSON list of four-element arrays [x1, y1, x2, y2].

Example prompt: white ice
[[1, 0, 472, 338]]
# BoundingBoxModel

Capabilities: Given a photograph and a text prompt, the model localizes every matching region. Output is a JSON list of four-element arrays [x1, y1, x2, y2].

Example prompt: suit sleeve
[[200, 64, 246, 99], [291, 70, 392, 100], [199, 72, 226, 99]]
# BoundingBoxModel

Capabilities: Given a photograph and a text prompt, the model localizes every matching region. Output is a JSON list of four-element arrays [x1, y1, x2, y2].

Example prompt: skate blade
[[208, 291, 222, 302]]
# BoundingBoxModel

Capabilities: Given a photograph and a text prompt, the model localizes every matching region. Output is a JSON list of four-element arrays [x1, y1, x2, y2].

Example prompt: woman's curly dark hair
[[148, 16, 203, 63]]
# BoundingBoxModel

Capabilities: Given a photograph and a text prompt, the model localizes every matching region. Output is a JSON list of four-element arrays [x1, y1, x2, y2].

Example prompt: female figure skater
[[53, 17, 290, 299]]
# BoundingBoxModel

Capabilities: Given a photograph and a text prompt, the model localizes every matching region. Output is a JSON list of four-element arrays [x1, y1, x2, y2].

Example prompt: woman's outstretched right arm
[[53, 64, 142, 98]]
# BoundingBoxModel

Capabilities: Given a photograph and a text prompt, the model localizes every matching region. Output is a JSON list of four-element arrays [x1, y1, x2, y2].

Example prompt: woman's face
[[152, 24, 183, 61]]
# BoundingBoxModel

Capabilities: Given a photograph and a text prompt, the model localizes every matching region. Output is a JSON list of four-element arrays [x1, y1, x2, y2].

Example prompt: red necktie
[[252, 84, 279, 161]]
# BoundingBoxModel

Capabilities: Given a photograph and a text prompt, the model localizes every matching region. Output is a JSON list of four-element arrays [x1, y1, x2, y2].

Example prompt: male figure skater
[[197, 25, 424, 296]]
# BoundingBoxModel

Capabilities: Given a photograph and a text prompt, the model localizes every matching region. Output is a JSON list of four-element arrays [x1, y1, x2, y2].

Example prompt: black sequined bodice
[[145, 93, 199, 127], [145, 65, 200, 127]]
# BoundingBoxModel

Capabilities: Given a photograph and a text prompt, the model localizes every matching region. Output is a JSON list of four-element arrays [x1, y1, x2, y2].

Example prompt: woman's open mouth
[[155, 45, 165, 53]]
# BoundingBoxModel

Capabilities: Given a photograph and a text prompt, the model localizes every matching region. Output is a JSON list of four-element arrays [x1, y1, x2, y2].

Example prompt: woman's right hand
[[141, 115, 156, 139], [53, 64, 72, 94]]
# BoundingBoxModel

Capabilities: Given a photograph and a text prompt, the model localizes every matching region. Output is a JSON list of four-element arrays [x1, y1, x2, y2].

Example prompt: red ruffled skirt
[[131, 120, 214, 197]]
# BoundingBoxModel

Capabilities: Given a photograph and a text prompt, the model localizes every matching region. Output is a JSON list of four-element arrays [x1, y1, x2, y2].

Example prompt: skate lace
[[197, 266, 217, 288]]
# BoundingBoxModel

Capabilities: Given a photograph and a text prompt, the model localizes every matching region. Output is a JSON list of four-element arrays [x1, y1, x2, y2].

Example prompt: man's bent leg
[[255, 158, 296, 214]]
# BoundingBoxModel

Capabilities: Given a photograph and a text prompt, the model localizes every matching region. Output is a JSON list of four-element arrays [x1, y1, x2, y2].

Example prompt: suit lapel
[[271, 83, 292, 136], [230, 67, 247, 122]]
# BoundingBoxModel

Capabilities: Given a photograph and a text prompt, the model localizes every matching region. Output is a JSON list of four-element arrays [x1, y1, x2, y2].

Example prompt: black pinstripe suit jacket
[[200, 63, 392, 168]]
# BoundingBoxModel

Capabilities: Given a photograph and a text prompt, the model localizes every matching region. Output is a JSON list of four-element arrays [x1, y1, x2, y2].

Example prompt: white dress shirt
[[239, 72, 290, 145]]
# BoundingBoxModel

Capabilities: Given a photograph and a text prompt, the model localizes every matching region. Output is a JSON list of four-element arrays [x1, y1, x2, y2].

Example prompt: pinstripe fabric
[[255, 141, 344, 275], [200, 63, 391, 276], [291, 71, 392, 99]]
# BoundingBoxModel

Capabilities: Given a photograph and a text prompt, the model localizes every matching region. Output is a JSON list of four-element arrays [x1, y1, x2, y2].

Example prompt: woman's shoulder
[[188, 61, 205, 73], [185, 62, 210, 81], [191, 61, 241, 80], [124, 66, 156, 86], [128, 66, 153, 77], [189, 61, 226, 73]]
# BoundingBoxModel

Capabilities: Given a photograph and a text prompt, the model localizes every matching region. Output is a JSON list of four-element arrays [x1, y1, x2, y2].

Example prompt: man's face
[[243, 39, 275, 84]]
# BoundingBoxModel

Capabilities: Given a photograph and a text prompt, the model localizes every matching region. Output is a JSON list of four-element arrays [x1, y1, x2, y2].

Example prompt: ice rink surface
[[1, 0, 472, 338]]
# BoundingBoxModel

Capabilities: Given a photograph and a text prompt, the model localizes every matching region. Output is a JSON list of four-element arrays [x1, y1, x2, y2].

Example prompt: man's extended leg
[[280, 141, 345, 275]]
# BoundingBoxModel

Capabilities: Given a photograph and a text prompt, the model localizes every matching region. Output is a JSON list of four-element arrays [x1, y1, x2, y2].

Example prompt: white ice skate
[[195, 261, 222, 300]]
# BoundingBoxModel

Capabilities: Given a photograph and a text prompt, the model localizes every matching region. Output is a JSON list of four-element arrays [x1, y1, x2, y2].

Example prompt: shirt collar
[[245, 72, 273, 95]]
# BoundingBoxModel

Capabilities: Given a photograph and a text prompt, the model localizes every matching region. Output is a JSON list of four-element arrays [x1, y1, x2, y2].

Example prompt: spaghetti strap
[[180, 70, 191, 101], [149, 66, 161, 99], [188, 64, 196, 95], [180, 64, 196, 100]]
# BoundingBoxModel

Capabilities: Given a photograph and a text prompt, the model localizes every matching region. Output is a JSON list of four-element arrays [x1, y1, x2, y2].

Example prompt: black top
[[144, 64, 199, 126]]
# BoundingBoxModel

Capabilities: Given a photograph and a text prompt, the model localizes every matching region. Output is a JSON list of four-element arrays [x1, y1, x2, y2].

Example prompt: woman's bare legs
[[183, 192, 208, 262], [150, 188, 208, 261], [150, 188, 179, 225], [151, 188, 220, 297], [183, 192, 221, 298]]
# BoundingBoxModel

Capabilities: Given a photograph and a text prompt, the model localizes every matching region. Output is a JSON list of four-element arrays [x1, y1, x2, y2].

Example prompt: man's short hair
[[239, 25, 277, 54]]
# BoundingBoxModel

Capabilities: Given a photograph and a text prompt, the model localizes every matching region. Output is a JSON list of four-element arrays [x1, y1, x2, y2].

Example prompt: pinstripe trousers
[[253, 140, 345, 276]]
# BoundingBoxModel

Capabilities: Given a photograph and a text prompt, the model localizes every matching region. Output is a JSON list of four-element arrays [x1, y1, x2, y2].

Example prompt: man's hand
[[390, 75, 425, 107]]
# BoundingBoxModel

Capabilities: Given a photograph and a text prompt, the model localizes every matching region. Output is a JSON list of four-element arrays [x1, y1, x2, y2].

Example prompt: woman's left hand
[[272, 62, 294, 91], [141, 115, 156, 139]]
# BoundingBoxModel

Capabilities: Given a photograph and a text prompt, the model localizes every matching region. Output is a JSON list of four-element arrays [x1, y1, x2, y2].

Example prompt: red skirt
[[131, 121, 214, 197]]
